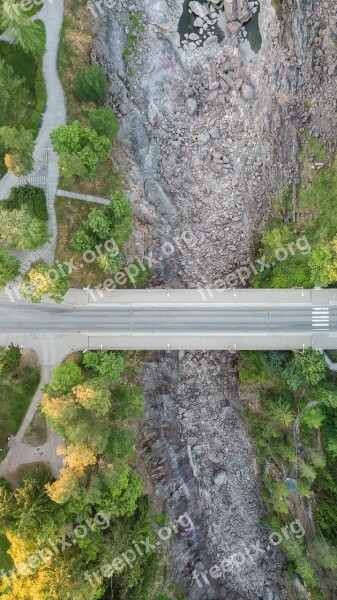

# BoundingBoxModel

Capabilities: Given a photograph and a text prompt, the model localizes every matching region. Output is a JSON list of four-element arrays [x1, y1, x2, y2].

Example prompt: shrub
[[74, 66, 109, 103], [89, 107, 120, 141], [0, 250, 20, 288], [8, 185, 48, 221]]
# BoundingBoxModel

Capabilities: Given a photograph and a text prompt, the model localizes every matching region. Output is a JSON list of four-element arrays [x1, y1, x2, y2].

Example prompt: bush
[[8, 185, 48, 220], [74, 66, 109, 103], [89, 107, 120, 141], [0, 250, 20, 289]]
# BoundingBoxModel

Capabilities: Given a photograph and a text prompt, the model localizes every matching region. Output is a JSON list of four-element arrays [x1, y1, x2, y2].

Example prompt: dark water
[[178, 0, 225, 44], [243, 3, 262, 53]]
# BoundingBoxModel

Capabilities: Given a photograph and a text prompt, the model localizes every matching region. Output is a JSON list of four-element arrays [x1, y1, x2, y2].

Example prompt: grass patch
[[55, 196, 109, 288], [23, 409, 47, 446], [58, 2, 93, 122], [0, 354, 40, 460], [271, 0, 283, 20]]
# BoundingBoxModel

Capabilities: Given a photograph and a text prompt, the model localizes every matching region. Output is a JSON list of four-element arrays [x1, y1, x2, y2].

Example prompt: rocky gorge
[[92, 0, 337, 598]]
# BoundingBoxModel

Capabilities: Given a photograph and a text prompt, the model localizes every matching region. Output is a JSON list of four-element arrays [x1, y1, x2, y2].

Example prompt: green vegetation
[[8, 185, 48, 221], [241, 349, 337, 598], [74, 65, 108, 103], [51, 120, 111, 182], [0, 251, 20, 289], [0, 202, 49, 249], [253, 155, 337, 288], [0, 347, 40, 460], [89, 106, 120, 141], [0, 17, 46, 176], [0, 351, 175, 599], [122, 10, 145, 76], [0, 0, 45, 54], [21, 261, 69, 304]]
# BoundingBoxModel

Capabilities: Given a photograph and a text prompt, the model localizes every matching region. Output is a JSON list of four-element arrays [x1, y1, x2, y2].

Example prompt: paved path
[[57, 189, 110, 205], [0, 0, 66, 273], [1, 287, 337, 351]]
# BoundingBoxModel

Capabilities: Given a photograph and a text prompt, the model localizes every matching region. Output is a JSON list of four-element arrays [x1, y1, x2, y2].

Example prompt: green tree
[[44, 359, 84, 395], [308, 247, 333, 287], [89, 107, 120, 141], [0, 250, 20, 288], [21, 262, 69, 304], [268, 399, 295, 430], [112, 385, 145, 420], [312, 539, 337, 570], [83, 351, 125, 382], [1, 343, 21, 374], [87, 208, 111, 240], [0, 58, 29, 126], [284, 349, 326, 389], [0, 204, 48, 249], [301, 405, 325, 430], [97, 252, 122, 275], [0, 126, 34, 175], [72, 227, 94, 254], [8, 185, 48, 221], [0, 0, 45, 54], [51, 121, 111, 179], [74, 66, 109, 103]]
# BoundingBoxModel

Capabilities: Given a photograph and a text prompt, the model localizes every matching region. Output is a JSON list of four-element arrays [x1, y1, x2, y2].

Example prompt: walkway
[[0, 0, 66, 272], [57, 189, 110, 205]]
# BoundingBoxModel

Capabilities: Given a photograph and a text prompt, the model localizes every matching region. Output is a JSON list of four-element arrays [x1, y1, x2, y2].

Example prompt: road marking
[[312, 307, 330, 331]]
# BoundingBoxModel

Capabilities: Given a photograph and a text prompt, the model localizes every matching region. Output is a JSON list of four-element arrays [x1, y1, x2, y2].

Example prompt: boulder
[[219, 79, 229, 94], [237, 0, 252, 23], [198, 131, 210, 145], [203, 35, 218, 48], [227, 20, 242, 36], [210, 126, 220, 139], [193, 17, 204, 27], [241, 81, 255, 101], [214, 471, 227, 486], [185, 97, 198, 117], [189, 1, 208, 21]]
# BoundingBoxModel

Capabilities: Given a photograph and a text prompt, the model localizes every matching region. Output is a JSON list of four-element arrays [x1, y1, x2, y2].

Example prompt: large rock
[[198, 131, 210, 145], [241, 81, 255, 101], [189, 1, 208, 21], [237, 0, 252, 23], [185, 97, 198, 117], [203, 35, 218, 48], [227, 20, 242, 36], [214, 471, 227, 486], [224, 0, 252, 23]]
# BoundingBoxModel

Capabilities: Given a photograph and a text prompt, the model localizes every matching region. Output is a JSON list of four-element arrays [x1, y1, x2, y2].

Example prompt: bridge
[[1, 288, 337, 357]]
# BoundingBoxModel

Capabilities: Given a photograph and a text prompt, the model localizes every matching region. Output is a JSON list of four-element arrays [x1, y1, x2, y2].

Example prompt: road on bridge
[[1, 288, 337, 351]]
